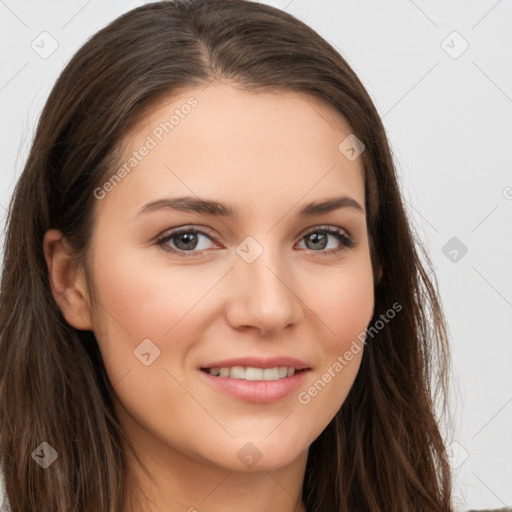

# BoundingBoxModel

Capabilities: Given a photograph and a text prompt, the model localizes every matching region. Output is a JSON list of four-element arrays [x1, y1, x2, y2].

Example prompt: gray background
[[0, 0, 511, 510]]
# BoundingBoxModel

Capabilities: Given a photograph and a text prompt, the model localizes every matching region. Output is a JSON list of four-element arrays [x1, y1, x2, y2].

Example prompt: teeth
[[245, 367, 262, 380], [206, 366, 297, 381], [230, 366, 245, 379], [263, 368, 280, 380]]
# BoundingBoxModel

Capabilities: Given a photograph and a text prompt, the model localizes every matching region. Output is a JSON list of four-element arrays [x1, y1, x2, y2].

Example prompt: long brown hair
[[0, 1, 454, 510]]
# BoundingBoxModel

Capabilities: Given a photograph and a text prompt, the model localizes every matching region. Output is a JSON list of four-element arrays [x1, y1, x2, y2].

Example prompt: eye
[[156, 227, 218, 257], [296, 225, 354, 254]]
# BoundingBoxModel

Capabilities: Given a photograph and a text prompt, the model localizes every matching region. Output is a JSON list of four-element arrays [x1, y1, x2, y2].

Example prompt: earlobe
[[43, 229, 93, 331]]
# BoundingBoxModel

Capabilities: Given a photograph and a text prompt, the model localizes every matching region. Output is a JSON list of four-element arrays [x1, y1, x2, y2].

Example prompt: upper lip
[[200, 356, 311, 371]]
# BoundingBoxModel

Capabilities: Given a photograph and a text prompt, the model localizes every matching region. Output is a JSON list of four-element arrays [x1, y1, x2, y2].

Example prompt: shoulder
[[467, 509, 512, 511], [0, 468, 11, 512]]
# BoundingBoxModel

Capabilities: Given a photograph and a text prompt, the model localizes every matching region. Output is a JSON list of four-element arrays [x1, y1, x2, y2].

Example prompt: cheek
[[298, 255, 374, 408], [87, 248, 220, 431], [92, 241, 215, 328], [87, 241, 233, 383], [88, 248, 182, 369], [305, 255, 375, 349]]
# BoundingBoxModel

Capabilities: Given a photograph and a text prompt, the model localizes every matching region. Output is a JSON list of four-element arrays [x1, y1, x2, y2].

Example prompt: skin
[[44, 81, 378, 512]]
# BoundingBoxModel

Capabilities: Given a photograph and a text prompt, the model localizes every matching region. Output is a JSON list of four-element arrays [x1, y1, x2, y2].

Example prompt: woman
[[0, 0, 455, 510]]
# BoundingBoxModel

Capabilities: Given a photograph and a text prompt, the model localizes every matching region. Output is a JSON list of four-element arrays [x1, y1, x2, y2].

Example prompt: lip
[[199, 356, 311, 371], [199, 367, 312, 403]]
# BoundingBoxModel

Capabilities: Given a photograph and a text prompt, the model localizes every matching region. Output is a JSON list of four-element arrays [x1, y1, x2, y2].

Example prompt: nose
[[225, 242, 303, 337]]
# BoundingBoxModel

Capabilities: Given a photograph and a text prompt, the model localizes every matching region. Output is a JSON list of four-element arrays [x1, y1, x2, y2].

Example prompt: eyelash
[[156, 225, 355, 258]]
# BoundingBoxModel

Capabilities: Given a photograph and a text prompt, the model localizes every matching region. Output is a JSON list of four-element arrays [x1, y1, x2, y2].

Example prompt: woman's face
[[83, 81, 375, 473]]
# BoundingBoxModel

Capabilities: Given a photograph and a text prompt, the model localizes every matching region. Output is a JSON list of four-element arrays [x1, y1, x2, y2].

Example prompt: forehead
[[96, 81, 365, 219]]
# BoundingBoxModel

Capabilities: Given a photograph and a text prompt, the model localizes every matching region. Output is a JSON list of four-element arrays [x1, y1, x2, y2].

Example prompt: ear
[[43, 229, 93, 330]]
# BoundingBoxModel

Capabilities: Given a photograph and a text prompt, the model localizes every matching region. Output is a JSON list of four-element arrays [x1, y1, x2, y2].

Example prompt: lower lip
[[199, 369, 311, 403]]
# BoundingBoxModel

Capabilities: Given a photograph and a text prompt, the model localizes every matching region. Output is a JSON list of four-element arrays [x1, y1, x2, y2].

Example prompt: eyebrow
[[137, 195, 365, 218]]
